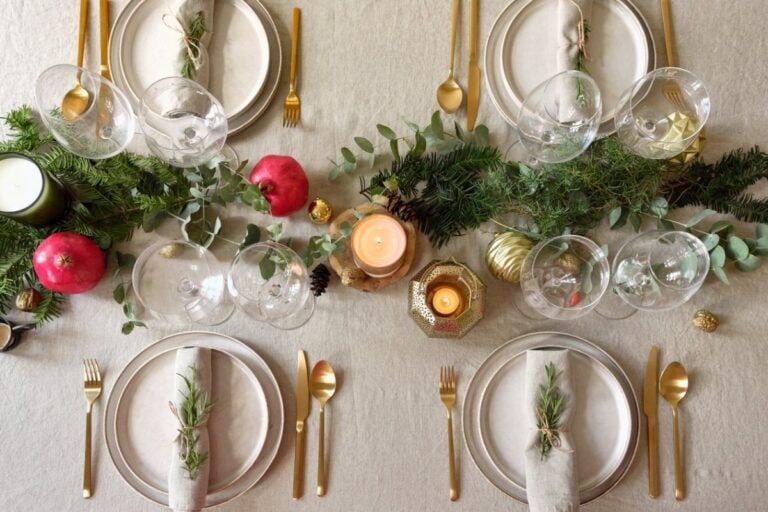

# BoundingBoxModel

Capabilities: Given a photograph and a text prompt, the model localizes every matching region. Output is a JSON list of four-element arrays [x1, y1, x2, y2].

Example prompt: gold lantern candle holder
[[408, 259, 486, 339]]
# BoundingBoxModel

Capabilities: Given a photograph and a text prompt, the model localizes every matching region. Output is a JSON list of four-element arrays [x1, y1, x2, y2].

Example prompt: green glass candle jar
[[0, 152, 68, 225]]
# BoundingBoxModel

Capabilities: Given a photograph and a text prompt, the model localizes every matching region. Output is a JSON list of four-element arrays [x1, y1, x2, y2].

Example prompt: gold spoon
[[62, 0, 91, 121], [309, 360, 337, 497], [659, 361, 689, 501], [436, 0, 464, 113]]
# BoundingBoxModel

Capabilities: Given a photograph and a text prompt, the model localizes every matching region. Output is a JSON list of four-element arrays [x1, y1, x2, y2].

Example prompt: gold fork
[[283, 7, 301, 127], [660, 0, 688, 112], [439, 366, 459, 501], [82, 359, 102, 498]]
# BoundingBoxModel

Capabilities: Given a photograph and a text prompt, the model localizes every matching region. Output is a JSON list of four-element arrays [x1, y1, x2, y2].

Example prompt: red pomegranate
[[32, 232, 105, 294], [248, 155, 309, 216]]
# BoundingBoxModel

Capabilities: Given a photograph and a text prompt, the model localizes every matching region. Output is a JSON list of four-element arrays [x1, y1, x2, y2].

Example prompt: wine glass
[[614, 67, 710, 159], [517, 234, 610, 320], [34, 64, 135, 159], [137, 77, 230, 168], [610, 230, 710, 311], [516, 70, 602, 164], [227, 241, 315, 330], [132, 239, 233, 326]]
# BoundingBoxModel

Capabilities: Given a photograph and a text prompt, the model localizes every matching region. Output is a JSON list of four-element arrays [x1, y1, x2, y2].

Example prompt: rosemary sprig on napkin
[[536, 362, 566, 460], [181, 12, 207, 80], [169, 364, 214, 480]]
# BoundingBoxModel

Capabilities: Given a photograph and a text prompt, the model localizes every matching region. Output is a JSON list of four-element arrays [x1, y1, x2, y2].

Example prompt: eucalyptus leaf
[[735, 254, 761, 272], [329, 165, 341, 181], [430, 111, 444, 140], [142, 209, 167, 232], [657, 218, 675, 230], [189, 187, 204, 199], [579, 262, 594, 295], [628, 211, 641, 232], [411, 132, 427, 158], [377, 124, 397, 140], [321, 242, 336, 254], [709, 220, 734, 235], [354, 137, 374, 153], [266, 223, 283, 242], [649, 197, 669, 218], [113, 283, 126, 304], [240, 224, 261, 249], [710, 245, 726, 267], [343, 160, 357, 174], [116, 251, 136, 269], [685, 208, 717, 227], [341, 147, 356, 163], [700, 233, 720, 251], [454, 121, 465, 141], [339, 221, 353, 238], [389, 139, 400, 160], [474, 125, 489, 147], [757, 224, 768, 239], [121, 322, 135, 335], [711, 265, 730, 284], [726, 235, 750, 261], [402, 119, 420, 132], [754, 236, 768, 256], [259, 257, 276, 280], [608, 206, 623, 228]]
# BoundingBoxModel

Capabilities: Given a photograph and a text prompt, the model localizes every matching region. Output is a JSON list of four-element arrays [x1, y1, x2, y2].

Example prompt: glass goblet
[[610, 230, 710, 311], [516, 70, 602, 164], [138, 77, 229, 168], [517, 234, 610, 320], [614, 67, 710, 159], [132, 239, 233, 326], [35, 64, 135, 159], [227, 241, 315, 330]]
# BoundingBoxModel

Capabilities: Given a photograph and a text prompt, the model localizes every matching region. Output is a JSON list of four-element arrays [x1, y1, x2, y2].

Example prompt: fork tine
[[82, 359, 88, 382], [87, 359, 95, 382], [92, 359, 101, 382]]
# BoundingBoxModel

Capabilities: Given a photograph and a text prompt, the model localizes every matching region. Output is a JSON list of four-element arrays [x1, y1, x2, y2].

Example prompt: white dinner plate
[[463, 331, 640, 504], [110, 0, 279, 135], [484, 0, 656, 137], [104, 331, 284, 508]]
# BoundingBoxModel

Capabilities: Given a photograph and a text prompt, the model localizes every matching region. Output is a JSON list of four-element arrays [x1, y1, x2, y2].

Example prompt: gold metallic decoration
[[658, 362, 689, 501], [282, 8, 301, 127], [643, 345, 660, 498], [669, 127, 707, 166], [309, 360, 337, 497], [692, 308, 719, 332], [293, 350, 309, 499], [438, 366, 459, 501], [555, 251, 582, 275], [82, 358, 103, 498], [15, 288, 42, 312], [159, 242, 182, 259], [308, 197, 333, 224], [650, 111, 698, 156], [485, 231, 534, 283], [409, 259, 486, 339]]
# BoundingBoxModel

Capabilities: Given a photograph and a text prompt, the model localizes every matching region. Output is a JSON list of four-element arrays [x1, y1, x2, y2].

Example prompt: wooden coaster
[[328, 204, 417, 292]]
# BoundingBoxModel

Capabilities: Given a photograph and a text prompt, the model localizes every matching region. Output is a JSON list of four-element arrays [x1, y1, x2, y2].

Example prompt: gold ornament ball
[[159, 242, 182, 259], [308, 197, 333, 224], [485, 231, 534, 283], [555, 252, 582, 275], [16, 288, 43, 312], [692, 309, 719, 333]]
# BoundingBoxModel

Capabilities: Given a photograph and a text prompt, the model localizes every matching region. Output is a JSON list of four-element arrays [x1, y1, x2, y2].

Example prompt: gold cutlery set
[[81, 358, 102, 498], [644, 345, 690, 501], [435, 0, 480, 130], [293, 350, 337, 499], [439, 366, 459, 501], [283, 7, 302, 127]]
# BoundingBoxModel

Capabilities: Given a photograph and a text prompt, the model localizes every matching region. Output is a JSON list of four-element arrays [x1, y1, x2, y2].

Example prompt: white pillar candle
[[0, 153, 67, 225], [350, 213, 407, 278]]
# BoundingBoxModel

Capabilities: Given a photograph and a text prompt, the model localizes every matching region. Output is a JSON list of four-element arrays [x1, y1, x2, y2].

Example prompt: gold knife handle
[[293, 421, 306, 499], [448, 0, 460, 73], [468, 0, 478, 62], [99, 0, 110, 79], [647, 417, 659, 497], [447, 410, 459, 501], [76, 0, 88, 68], [317, 406, 327, 496], [673, 407, 685, 500], [289, 8, 300, 91], [83, 407, 92, 498], [660, 0, 676, 67]]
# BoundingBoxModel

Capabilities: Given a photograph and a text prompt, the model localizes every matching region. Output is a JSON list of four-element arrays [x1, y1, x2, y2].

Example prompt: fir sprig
[[169, 364, 214, 480], [536, 362, 566, 461]]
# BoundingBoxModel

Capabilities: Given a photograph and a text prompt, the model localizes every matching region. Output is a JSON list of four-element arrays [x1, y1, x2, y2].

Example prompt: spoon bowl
[[309, 360, 337, 496], [62, 82, 91, 121], [437, 75, 464, 114], [659, 361, 689, 501]]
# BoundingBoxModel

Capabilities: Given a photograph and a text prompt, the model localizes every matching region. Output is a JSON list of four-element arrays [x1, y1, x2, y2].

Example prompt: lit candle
[[431, 285, 463, 317], [350, 213, 407, 278], [0, 153, 68, 225]]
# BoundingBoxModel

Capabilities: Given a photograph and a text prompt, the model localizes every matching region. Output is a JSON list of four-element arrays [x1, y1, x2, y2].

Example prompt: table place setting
[[1, 0, 768, 510]]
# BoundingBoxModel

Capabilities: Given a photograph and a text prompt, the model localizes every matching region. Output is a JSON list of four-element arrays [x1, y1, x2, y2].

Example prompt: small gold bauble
[[340, 266, 366, 287], [15, 288, 42, 312], [669, 127, 707, 166], [485, 231, 534, 283], [692, 309, 719, 333], [555, 252, 582, 275], [159, 242, 182, 258], [308, 197, 333, 224]]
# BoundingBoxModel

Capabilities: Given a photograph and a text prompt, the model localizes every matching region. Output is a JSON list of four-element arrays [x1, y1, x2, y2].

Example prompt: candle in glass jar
[[350, 213, 407, 278], [431, 285, 463, 316], [0, 153, 67, 225]]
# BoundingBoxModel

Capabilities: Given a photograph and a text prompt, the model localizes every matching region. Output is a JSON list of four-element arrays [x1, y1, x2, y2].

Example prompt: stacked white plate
[[484, 0, 656, 136], [104, 331, 284, 508], [109, 0, 282, 135], [463, 331, 640, 504]]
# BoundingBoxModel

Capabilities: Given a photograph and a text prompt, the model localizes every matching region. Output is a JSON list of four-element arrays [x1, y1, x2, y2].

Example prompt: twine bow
[[162, 13, 204, 73], [535, 406, 574, 455], [566, 0, 590, 62]]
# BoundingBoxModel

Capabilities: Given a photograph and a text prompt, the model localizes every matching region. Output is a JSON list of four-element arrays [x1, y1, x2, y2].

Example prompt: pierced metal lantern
[[408, 259, 486, 339]]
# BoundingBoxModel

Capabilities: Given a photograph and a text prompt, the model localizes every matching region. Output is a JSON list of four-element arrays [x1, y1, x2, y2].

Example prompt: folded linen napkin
[[556, 0, 593, 120], [524, 349, 579, 512], [168, 347, 212, 512], [169, 0, 215, 87]]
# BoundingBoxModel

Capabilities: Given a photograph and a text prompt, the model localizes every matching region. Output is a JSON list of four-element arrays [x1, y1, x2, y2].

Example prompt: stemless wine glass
[[517, 234, 610, 320], [610, 230, 710, 311], [132, 239, 233, 326], [614, 67, 710, 159], [35, 64, 135, 159], [227, 241, 315, 330], [138, 77, 229, 168], [516, 70, 602, 164]]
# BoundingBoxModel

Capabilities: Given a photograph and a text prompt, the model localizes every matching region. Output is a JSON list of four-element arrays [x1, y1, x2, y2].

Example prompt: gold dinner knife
[[466, 0, 480, 131], [97, 0, 113, 139], [293, 350, 310, 499], [644, 345, 660, 498]]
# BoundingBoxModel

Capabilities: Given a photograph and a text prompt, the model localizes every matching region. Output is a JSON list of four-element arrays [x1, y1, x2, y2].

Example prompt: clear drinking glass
[[610, 230, 710, 311], [516, 70, 602, 164], [517, 234, 610, 320], [35, 64, 135, 159], [132, 239, 233, 325], [614, 67, 710, 159], [138, 77, 228, 168], [227, 241, 315, 330]]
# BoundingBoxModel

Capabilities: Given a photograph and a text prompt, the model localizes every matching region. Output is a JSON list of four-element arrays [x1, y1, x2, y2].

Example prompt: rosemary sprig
[[169, 364, 214, 480], [536, 362, 566, 460], [574, 20, 591, 104], [180, 12, 207, 80]]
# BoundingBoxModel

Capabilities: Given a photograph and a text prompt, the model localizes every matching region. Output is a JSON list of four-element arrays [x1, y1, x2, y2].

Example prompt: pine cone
[[310, 264, 331, 297], [387, 193, 418, 223]]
